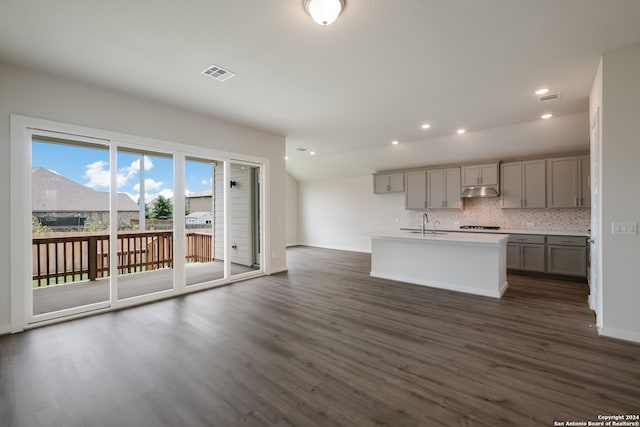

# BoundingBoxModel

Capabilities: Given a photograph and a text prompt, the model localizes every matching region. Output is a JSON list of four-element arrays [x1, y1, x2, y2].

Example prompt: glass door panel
[[116, 149, 175, 300], [229, 162, 262, 278], [31, 136, 111, 317], [184, 157, 225, 285]]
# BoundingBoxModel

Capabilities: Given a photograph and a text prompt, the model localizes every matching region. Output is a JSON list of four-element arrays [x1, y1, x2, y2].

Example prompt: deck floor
[[33, 261, 257, 315]]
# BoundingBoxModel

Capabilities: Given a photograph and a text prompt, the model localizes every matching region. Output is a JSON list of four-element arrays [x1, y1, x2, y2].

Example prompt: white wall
[[0, 62, 287, 333], [598, 43, 640, 342], [285, 173, 299, 246], [299, 176, 411, 253]]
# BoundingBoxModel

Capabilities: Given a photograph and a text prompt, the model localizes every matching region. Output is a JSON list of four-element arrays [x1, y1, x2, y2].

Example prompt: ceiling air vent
[[202, 65, 236, 82], [296, 148, 307, 152], [539, 92, 561, 102]]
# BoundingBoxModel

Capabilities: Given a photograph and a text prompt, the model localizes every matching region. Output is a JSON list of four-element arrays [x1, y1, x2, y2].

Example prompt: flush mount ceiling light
[[541, 113, 553, 119], [304, 0, 345, 26], [535, 88, 550, 95], [391, 140, 399, 145], [457, 128, 466, 134], [421, 124, 431, 129]]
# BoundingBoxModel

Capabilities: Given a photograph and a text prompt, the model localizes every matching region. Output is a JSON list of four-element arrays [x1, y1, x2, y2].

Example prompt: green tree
[[150, 195, 173, 220], [32, 218, 51, 233]]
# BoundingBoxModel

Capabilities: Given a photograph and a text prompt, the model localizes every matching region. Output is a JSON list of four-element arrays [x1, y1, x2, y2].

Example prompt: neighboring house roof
[[187, 190, 212, 198], [185, 211, 212, 219], [32, 167, 139, 212]]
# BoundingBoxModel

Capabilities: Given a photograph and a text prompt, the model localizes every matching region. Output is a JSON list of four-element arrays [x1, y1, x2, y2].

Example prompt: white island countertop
[[371, 230, 508, 244], [370, 230, 509, 299], [399, 227, 589, 237]]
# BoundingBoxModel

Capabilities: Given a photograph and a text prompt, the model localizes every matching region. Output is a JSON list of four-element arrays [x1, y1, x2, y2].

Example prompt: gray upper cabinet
[[373, 172, 404, 194], [546, 156, 590, 208], [501, 160, 546, 208], [461, 163, 498, 187], [405, 170, 427, 209], [427, 167, 462, 209]]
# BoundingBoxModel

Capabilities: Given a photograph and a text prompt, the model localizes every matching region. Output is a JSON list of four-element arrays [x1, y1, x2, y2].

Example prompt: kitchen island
[[370, 231, 509, 298]]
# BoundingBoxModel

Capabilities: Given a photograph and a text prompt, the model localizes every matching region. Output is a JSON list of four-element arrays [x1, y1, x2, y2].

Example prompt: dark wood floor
[[1, 246, 639, 426]]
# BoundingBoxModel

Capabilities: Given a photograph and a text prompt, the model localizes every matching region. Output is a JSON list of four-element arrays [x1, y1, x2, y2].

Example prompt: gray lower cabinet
[[507, 234, 588, 278], [506, 234, 546, 272], [546, 236, 587, 277]]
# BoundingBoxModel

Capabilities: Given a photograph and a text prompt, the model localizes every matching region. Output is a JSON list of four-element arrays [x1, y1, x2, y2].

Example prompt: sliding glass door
[[30, 134, 112, 318], [20, 118, 266, 327], [116, 148, 175, 300], [229, 162, 262, 279], [184, 157, 226, 286]]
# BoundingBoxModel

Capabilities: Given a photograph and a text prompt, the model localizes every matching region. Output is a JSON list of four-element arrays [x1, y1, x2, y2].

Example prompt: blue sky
[[33, 141, 214, 203]]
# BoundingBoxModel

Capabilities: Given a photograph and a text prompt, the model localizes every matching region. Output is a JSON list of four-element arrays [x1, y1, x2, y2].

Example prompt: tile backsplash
[[409, 198, 590, 232]]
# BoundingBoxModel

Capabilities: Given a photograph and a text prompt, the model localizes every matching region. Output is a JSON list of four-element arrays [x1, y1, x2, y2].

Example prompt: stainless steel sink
[[407, 231, 448, 236]]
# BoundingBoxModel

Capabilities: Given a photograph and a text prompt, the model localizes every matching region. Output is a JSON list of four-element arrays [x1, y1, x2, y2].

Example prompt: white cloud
[[132, 178, 164, 192], [200, 179, 208, 185], [158, 188, 174, 200], [85, 157, 156, 189], [84, 160, 111, 189]]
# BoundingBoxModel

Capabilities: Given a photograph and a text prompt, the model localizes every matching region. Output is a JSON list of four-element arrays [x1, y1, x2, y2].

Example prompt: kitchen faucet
[[421, 212, 429, 236]]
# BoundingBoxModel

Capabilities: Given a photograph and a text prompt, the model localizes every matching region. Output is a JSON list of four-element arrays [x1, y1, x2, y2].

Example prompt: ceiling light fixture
[[541, 113, 553, 119], [457, 128, 466, 134], [284, 156, 289, 160], [392, 140, 399, 145], [535, 88, 550, 95], [310, 151, 316, 155], [304, 0, 345, 26], [421, 124, 431, 129]]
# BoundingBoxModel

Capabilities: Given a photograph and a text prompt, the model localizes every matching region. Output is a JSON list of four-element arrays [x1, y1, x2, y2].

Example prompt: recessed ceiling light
[[457, 128, 466, 134], [310, 151, 316, 155], [541, 113, 553, 119], [392, 140, 399, 145], [421, 124, 431, 129], [284, 156, 289, 160], [535, 88, 550, 95]]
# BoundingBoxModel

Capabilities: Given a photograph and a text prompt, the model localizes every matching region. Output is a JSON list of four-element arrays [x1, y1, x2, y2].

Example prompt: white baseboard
[[370, 271, 504, 299], [598, 326, 640, 344]]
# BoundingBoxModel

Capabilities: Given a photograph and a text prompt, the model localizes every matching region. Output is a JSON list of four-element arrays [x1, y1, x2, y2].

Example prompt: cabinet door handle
[[575, 198, 579, 207]]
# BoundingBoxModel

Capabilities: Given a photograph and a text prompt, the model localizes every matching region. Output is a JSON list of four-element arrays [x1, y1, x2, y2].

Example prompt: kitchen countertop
[[399, 227, 590, 237], [371, 230, 509, 245]]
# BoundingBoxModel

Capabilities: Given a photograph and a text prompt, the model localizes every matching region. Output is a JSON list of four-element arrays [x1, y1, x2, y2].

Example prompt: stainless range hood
[[460, 186, 499, 198]]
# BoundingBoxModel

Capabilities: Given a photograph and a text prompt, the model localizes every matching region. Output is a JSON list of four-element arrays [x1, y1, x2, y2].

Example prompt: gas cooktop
[[460, 225, 501, 230]]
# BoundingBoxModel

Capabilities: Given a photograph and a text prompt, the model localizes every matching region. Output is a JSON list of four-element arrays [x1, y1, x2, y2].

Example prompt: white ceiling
[[1, 1, 640, 181]]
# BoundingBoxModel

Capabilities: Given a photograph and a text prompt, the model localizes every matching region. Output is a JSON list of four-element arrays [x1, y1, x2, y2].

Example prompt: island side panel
[[370, 236, 508, 298]]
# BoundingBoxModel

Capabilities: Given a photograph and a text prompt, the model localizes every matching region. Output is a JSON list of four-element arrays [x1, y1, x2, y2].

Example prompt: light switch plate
[[611, 222, 637, 235]]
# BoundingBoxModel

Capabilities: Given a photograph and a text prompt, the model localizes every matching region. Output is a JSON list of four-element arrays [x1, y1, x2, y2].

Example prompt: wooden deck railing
[[32, 231, 214, 287]]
